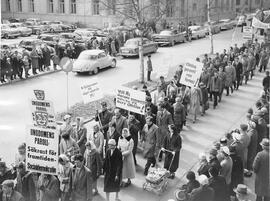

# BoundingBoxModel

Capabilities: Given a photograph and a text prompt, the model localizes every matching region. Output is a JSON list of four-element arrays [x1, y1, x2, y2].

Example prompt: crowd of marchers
[[0, 37, 269, 201]]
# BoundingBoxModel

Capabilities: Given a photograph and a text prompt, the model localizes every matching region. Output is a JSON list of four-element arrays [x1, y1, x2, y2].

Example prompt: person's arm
[[252, 153, 260, 173], [77, 128, 87, 146], [59, 141, 64, 155], [98, 133, 104, 153], [42, 179, 60, 199], [29, 176, 37, 201], [86, 171, 93, 201]]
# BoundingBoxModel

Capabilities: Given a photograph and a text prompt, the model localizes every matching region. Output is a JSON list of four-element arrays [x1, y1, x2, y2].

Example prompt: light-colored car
[[189, 26, 207, 39], [120, 38, 158, 57], [51, 21, 76, 32], [10, 23, 32, 36], [204, 21, 221, 34], [23, 21, 45, 35], [219, 19, 235, 30], [40, 21, 62, 33], [73, 49, 117, 74], [152, 29, 186, 46], [1, 24, 21, 39]]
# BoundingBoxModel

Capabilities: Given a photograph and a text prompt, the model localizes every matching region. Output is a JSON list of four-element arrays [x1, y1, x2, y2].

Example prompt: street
[[0, 27, 265, 200]]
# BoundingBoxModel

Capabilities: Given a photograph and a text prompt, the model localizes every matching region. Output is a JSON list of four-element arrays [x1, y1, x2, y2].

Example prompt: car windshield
[[61, 34, 73, 39], [78, 53, 98, 60], [160, 30, 172, 35], [125, 40, 139, 46], [40, 36, 54, 41], [190, 26, 199, 31]]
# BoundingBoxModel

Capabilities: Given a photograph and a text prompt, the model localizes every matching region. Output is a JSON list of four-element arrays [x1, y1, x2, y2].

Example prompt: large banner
[[180, 59, 203, 87], [116, 86, 146, 115], [243, 26, 253, 40], [26, 126, 59, 175], [80, 79, 103, 103], [252, 17, 270, 29]]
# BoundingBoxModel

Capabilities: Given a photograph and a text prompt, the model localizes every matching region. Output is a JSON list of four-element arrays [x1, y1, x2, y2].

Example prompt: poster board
[[80, 79, 103, 103], [243, 26, 253, 40]]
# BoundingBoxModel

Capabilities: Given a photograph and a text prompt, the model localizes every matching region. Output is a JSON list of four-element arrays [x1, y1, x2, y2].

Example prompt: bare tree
[[100, 0, 170, 83]]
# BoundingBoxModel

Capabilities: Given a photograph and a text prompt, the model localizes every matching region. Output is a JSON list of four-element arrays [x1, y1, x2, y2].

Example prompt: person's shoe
[[93, 190, 99, 196], [124, 180, 131, 187], [244, 171, 252, 177], [158, 158, 162, 162], [144, 170, 148, 176], [168, 173, 175, 179]]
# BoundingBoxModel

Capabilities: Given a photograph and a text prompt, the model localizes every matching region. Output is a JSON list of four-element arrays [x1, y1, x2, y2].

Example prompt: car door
[[98, 52, 107, 68]]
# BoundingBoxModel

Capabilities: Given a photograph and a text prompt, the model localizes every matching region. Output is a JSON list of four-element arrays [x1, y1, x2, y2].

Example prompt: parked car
[[120, 38, 158, 57], [40, 21, 62, 33], [74, 29, 96, 39], [10, 23, 32, 36], [72, 49, 116, 74], [152, 29, 186, 46], [1, 24, 21, 39], [219, 19, 235, 30], [59, 32, 86, 45], [23, 21, 45, 35], [204, 21, 221, 34], [19, 39, 43, 51], [50, 21, 76, 32], [38, 34, 59, 47], [189, 26, 207, 39], [26, 18, 41, 24]]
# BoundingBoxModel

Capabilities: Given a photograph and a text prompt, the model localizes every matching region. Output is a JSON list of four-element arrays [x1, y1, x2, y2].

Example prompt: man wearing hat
[[189, 175, 214, 201], [173, 96, 186, 133], [0, 162, 16, 185], [208, 148, 222, 174], [239, 124, 250, 171], [95, 101, 113, 137], [199, 82, 209, 115], [146, 54, 152, 81], [103, 139, 123, 201], [219, 146, 233, 186], [209, 70, 221, 109], [234, 184, 256, 201], [1, 180, 24, 201], [253, 138, 270, 201]]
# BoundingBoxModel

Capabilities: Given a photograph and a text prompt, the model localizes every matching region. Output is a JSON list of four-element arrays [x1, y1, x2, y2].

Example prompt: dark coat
[[70, 166, 93, 201], [38, 175, 60, 201], [253, 149, 270, 196], [230, 153, 244, 189], [181, 180, 200, 193], [156, 109, 173, 148], [42, 48, 51, 67], [129, 119, 140, 154], [198, 162, 210, 178], [173, 102, 186, 126], [189, 185, 215, 201], [163, 133, 182, 172], [208, 157, 222, 173], [247, 128, 258, 170], [110, 115, 128, 135], [233, 62, 243, 79], [142, 123, 159, 158], [209, 76, 222, 93], [0, 190, 24, 201], [95, 110, 113, 134], [16, 172, 36, 201], [209, 175, 230, 201], [0, 169, 16, 185], [84, 150, 102, 181], [103, 148, 123, 192], [76, 127, 87, 155]]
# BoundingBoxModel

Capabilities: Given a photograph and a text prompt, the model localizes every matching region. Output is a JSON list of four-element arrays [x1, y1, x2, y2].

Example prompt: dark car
[[23, 21, 46, 35], [51, 21, 77, 32]]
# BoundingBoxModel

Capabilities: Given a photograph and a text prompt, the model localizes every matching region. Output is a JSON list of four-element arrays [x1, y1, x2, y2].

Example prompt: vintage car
[[72, 49, 116, 74], [189, 26, 207, 39], [38, 34, 59, 47], [59, 32, 85, 43], [23, 21, 45, 35], [204, 21, 221, 34], [40, 21, 62, 33], [1, 24, 21, 39], [10, 23, 32, 36], [219, 19, 235, 30], [19, 39, 43, 51], [152, 29, 186, 46], [50, 21, 77, 32], [120, 38, 158, 57]]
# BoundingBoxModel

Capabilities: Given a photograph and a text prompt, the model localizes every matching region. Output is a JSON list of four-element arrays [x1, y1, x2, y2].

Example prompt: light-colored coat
[[220, 156, 233, 185], [190, 87, 202, 115], [247, 128, 258, 170], [224, 65, 236, 87], [253, 149, 270, 196]]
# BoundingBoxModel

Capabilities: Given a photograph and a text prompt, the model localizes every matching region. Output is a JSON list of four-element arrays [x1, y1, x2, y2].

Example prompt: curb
[[0, 69, 62, 87]]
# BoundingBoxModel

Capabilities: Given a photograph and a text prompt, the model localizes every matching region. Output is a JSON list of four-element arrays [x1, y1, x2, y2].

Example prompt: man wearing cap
[[189, 175, 214, 201], [234, 184, 256, 201], [95, 101, 113, 137], [219, 146, 233, 186], [141, 116, 159, 175], [1, 180, 24, 201], [199, 82, 209, 115], [208, 148, 222, 174], [103, 139, 122, 201], [209, 70, 221, 109], [145, 96, 158, 116], [146, 54, 152, 81], [239, 124, 250, 171], [253, 138, 270, 201]]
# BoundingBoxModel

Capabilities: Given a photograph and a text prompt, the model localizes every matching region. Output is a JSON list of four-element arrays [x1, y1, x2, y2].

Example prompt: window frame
[[48, 0, 54, 13], [59, 0, 65, 13], [29, 0, 35, 12], [6, 0, 11, 11], [17, 0, 22, 12], [93, 0, 100, 15], [70, 0, 76, 14]]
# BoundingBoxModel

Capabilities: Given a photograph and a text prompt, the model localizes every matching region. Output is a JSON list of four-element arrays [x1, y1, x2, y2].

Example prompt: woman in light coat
[[118, 128, 136, 187], [189, 86, 202, 123], [89, 124, 104, 159]]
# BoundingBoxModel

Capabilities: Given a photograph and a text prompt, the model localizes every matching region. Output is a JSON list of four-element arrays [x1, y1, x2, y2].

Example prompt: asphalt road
[[0, 27, 263, 200]]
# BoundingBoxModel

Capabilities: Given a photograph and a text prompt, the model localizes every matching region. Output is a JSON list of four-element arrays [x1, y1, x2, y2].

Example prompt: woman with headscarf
[[118, 128, 136, 187], [58, 154, 73, 201], [84, 141, 102, 196], [89, 124, 104, 159]]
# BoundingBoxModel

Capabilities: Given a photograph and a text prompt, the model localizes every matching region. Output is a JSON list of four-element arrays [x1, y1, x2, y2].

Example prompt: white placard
[[26, 126, 59, 175], [30, 99, 56, 130], [180, 59, 203, 88], [80, 79, 103, 103], [116, 86, 146, 115], [252, 17, 270, 29], [243, 26, 253, 40]]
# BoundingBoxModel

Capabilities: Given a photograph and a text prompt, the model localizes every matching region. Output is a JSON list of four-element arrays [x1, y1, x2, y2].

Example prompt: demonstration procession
[[1, 4, 270, 201]]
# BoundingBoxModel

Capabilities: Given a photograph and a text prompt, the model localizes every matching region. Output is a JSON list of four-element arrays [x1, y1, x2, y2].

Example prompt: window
[[192, 3, 197, 11], [245, 0, 248, 5], [215, 0, 218, 8], [70, 0, 76, 13], [220, 0, 224, 12], [255, 0, 260, 4], [166, 0, 174, 17], [48, 0, 54, 13], [17, 0, 22, 12], [236, 0, 240, 5], [93, 0, 99, 15], [180, 0, 185, 17], [111, 0, 116, 15], [6, 0, 11, 11], [231, 0, 234, 9], [59, 0, 65, 13], [226, 0, 229, 10], [29, 0, 35, 12]]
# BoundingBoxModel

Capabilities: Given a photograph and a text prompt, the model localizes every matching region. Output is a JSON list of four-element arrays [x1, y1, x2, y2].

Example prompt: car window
[[125, 40, 139, 46], [98, 53, 106, 58], [160, 30, 172, 36]]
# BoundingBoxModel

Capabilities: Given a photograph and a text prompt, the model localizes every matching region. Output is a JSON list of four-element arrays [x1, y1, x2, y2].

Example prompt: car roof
[[80, 49, 105, 55], [189, 25, 200, 28], [220, 19, 231, 22]]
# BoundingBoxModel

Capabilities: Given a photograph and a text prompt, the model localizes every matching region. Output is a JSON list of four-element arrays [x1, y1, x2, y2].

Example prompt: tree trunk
[[207, 0, 214, 54], [139, 36, 144, 83]]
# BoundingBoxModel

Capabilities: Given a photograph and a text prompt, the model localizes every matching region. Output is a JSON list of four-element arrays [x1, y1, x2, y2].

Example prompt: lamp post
[[207, 0, 214, 54]]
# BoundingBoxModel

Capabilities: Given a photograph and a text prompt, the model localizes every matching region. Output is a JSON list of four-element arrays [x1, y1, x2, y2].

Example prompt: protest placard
[[180, 59, 203, 87], [252, 17, 270, 29], [243, 26, 253, 40], [26, 126, 59, 175], [80, 79, 103, 104], [116, 86, 146, 115], [29, 99, 56, 130]]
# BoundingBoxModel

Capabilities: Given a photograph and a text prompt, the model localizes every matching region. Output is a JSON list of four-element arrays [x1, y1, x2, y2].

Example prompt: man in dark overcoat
[[103, 139, 122, 201], [95, 101, 113, 138]]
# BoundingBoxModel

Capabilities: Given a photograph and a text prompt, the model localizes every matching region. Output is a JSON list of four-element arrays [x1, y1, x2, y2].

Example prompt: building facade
[[1, 0, 269, 28]]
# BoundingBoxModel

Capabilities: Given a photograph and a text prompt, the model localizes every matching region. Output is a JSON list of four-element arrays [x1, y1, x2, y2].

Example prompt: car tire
[[111, 59, 117, 68], [4, 34, 9, 39], [92, 68, 99, 75]]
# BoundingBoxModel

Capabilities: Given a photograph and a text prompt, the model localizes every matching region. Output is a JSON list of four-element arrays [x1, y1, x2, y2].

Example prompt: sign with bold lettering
[[180, 59, 203, 87], [26, 126, 59, 175], [243, 26, 253, 40], [116, 86, 146, 115], [252, 17, 270, 29], [80, 79, 103, 103]]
